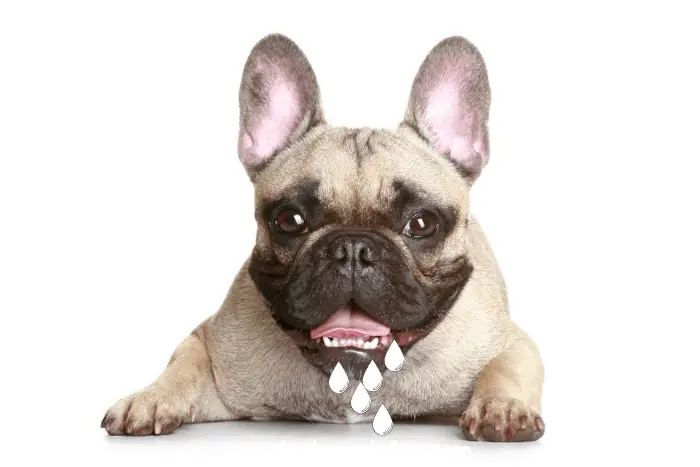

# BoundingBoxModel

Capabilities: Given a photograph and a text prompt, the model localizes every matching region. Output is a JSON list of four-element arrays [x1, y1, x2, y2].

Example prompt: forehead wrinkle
[[311, 131, 362, 221]]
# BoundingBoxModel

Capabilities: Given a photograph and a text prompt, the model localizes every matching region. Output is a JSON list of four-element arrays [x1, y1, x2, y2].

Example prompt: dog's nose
[[329, 234, 378, 269]]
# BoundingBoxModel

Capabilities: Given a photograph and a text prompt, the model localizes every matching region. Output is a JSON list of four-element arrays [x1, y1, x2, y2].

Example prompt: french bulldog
[[101, 33, 545, 442]]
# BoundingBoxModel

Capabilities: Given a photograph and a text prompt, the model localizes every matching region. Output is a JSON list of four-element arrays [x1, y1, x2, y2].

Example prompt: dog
[[101, 33, 545, 442]]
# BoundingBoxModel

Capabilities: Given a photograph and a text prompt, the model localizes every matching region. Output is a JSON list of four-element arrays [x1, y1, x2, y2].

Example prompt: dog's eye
[[274, 209, 308, 235], [403, 212, 439, 238]]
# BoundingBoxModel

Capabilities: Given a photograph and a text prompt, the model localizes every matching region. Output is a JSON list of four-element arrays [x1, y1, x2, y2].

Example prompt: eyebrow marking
[[260, 178, 321, 219], [391, 178, 426, 206], [390, 178, 459, 229]]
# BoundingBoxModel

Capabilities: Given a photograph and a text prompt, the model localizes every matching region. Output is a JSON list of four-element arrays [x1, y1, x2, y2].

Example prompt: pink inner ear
[[240, 77, 300, 166], [425, 82, 462, 154], [424, 82, 486, 171]]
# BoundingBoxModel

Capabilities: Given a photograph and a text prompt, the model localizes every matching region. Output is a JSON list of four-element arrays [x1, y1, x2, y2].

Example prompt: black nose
[[329, 234, 379, 269]]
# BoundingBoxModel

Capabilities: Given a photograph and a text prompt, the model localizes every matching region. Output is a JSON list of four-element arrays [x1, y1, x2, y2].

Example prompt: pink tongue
[[310, 306, 391, 340]]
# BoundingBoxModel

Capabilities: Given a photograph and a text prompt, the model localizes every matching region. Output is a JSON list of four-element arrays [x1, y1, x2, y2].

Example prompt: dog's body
[[102, 35, 545, 442]]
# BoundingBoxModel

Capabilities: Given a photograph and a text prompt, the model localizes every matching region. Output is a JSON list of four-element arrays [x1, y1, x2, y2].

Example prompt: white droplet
[[372, 404, 393, 436], [362, 360, 382, 391], [329, 362, 349, 393], [351, 382, 371, 414], [384, 340, 405, 371]]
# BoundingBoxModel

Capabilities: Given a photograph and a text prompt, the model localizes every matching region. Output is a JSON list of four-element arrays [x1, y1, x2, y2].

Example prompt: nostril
[[358, 245, 374, 264], [331, 243, 347, 261], [329, 239, 352, 262]]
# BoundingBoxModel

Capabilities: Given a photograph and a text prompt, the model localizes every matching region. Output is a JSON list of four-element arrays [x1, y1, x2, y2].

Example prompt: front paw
[[101, 387, 194, 436], [459, 397, 544, 442]]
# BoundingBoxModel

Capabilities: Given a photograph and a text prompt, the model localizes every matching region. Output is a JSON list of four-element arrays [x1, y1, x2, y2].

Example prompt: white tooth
[[371, 337, 379, 347], [363, 342, 372, 349], [332, 339, 340, 347], [357, 338, 365, 347], [348, 339, 357, 347], [323, 337, 331, 347], [339, 339, 347, 346]]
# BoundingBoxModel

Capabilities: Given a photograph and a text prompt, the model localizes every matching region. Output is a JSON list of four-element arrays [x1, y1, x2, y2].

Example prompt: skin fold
[[101, 34, 545, 442]]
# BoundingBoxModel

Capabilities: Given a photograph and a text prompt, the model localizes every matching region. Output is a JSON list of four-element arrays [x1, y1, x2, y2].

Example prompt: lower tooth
[[326, 338, 380, 348]]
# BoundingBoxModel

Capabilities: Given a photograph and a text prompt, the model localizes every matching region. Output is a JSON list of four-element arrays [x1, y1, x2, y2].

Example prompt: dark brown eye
[[275, 209, 308, 235], [403, 212, 439, 238]]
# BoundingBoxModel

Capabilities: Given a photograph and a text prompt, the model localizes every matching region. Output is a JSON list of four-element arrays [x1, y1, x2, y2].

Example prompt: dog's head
[[239, 34, 491, 379]]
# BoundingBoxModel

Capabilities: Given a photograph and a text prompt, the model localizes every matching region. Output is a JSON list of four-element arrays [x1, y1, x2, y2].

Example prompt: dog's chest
[[301, 381, 380, 423], [303, 410, 372, 424], [298, 377, 439, 424]]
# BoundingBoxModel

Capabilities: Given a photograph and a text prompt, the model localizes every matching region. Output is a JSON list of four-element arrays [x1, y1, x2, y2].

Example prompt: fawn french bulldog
[[101, 33, 545, 442]]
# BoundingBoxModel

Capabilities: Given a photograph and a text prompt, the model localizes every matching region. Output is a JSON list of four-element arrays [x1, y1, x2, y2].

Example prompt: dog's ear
[[401, 36, 491, 180], [238, 34, 325, 178]]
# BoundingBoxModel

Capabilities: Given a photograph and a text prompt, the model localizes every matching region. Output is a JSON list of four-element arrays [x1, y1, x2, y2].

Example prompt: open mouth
[[286, 303, 423, 351], [274, 299, 455, 378], [310, 305, 393, 350]]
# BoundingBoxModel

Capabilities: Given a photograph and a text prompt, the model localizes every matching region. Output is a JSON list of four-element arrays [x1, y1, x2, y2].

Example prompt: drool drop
[[351, 382, 371, 414], [328, 362, 349, 393], [372, 404, 393, 436], [362, 360, 382, 391], [384, 340, 405, 372]]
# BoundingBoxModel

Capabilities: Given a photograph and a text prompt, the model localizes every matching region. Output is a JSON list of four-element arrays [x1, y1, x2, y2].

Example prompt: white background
[[1, 1, 699, 465]]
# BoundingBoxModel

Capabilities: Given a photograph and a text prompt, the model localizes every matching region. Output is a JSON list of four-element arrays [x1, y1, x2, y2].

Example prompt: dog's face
[[238, 34, 491, 379]]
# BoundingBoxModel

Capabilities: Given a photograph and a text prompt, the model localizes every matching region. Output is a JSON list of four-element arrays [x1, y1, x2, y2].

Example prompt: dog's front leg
[[101, 325, 233, 436], [459, 325, 545, 442]]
